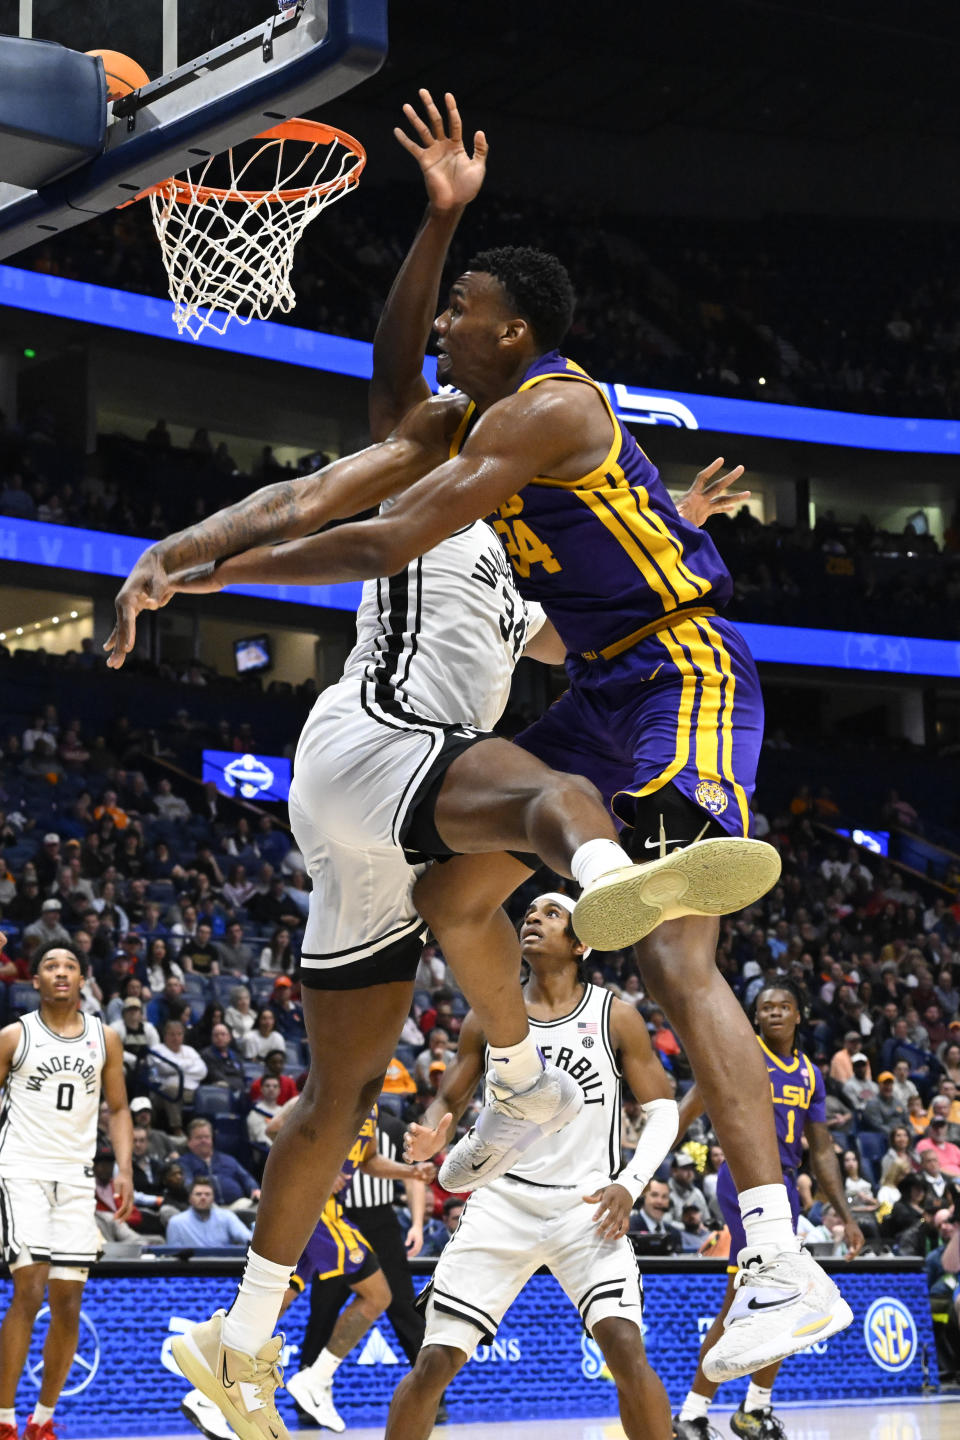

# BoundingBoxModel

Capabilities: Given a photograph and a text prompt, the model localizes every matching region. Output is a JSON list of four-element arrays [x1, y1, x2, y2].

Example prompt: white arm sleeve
[[524, 600, 546, 639], [615, 1097, 680, 1205]]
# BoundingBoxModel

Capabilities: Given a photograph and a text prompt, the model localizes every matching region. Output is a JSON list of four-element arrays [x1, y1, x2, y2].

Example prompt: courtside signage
[[2, 264, 960, 453]]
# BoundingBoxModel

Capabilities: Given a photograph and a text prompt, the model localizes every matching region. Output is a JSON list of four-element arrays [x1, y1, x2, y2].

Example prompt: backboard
[[0, 0, 387, 259]]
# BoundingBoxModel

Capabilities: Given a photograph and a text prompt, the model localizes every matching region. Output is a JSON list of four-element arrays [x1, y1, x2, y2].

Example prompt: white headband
[[533, 892, 592, 961]]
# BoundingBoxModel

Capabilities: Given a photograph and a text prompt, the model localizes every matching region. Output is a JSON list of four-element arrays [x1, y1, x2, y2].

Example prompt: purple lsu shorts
[[716, 1161, 801, 1265], [514, 613, 762, 839], [292, 1209, 373, 1289]]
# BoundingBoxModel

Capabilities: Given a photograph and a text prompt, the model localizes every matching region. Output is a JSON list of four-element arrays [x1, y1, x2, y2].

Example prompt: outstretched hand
[[394, 89, 488, 212], [404, 1113, 453, 1163], [583, 1184, 634, 1240], [675, 457, 750, 529], [104, 548, 176, 670]]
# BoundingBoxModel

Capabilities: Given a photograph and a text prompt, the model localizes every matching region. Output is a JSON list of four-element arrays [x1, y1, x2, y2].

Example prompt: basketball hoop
[[140, 119, 366, 340]]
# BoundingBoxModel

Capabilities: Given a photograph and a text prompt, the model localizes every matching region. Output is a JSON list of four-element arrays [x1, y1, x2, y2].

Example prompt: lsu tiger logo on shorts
[[695, 780, 728, 815]]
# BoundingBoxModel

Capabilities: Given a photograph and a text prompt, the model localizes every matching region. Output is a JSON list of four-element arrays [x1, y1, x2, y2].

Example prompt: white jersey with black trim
[[488, 982, 622, 1195], [338, 514, 544, 733], [0, 1011, 106, 1186]]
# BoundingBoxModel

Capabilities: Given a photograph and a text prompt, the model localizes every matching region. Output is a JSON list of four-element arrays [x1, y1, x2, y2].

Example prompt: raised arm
[[370, 89, 488, 442], [403, 1011, 487, 1161]]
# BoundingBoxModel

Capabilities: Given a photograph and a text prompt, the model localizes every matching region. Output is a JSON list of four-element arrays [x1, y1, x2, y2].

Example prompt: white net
[[147, 123, 364, 340]]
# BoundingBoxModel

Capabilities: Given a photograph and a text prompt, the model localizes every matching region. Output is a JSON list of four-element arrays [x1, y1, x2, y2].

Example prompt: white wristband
[[615, 1097, 680, 1205]]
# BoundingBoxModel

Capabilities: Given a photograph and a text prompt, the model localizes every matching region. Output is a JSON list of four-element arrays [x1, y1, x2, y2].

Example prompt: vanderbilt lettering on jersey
[[0, 1012, 107, 1186], [538, 1043, 605, 1106]]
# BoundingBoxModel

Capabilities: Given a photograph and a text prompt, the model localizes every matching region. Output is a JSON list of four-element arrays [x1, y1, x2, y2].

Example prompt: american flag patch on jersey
[[577, 1022, 598, 1034]]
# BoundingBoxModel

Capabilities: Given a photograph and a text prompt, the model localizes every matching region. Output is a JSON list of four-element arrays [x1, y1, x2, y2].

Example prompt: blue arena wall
[[0, 1262, 937, 1433]]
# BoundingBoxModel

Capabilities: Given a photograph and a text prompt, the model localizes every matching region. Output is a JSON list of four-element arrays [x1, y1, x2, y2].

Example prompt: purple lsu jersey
[[293, 1107, 378, 1287], [760, 1036, 826, 1173], [451, 350, 733, 659]]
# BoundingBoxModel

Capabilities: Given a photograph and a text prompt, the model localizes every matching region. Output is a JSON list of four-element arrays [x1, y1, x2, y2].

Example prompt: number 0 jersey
[[338, 511, 544, 733], [0, 1011, 107, 1187], [486, 983, 623, 1195], [451, 351, 733, 660]]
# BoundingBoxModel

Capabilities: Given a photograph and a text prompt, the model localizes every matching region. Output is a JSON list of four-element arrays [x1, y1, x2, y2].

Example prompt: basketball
[[85, 48, 150, 101]]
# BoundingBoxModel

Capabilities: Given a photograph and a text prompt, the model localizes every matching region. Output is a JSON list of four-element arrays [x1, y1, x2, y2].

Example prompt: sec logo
[[863, 1296, 917, 1373]]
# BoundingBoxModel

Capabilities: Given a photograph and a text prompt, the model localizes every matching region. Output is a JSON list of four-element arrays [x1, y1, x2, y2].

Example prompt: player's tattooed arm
[[371, 89, 488, 441], [675, 457, 751, 528], [404, 1012, 487, 1163], [102, 1027, 135, 1221], [806, 1119, 865, 1259]]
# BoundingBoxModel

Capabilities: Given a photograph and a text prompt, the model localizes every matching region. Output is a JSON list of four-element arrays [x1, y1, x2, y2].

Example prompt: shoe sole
[[171, 1335, 276, 1440], [702, 1296, 854, 1383], [439, 1086, 584, 1192], [284, 1375, 345, 1434], [573, 839, 782, 950]]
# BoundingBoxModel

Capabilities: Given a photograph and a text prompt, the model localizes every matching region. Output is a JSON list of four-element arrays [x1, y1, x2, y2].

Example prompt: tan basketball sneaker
[[572, 837, 781, 951], [171, 1310, 288, 1440]]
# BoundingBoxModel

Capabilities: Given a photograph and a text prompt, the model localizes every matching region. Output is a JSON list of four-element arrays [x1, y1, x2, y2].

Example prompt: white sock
[[304, 1348, 342, 1385], [744, 1382, 773, 1413], [0, 1410, 16, 1426], [738, 1183, 797, 1259], [571, 838, 632, 888], [221, 1247, 293, 1355], [32, 1405, 55, 1425], [488, 1033, 544, 1090], [678, 1392, 711, 1422]]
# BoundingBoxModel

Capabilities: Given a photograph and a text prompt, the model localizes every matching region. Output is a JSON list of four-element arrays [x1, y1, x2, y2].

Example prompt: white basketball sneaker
[[285, 1370, 345, 1433], [573, 837, 782, 951], [702, 1248, 853, 1382], [439, 1064, 584, 1192], [181, 1387, 238, 1440]]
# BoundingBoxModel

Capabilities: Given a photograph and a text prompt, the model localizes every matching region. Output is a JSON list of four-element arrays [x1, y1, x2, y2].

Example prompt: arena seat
[[9, 981, 40, 1016], [249, 975, 276, 1006], [193, 1084, 238, 1118], [180, 973, 209, 1003], [855, 1130, 889, 1185]]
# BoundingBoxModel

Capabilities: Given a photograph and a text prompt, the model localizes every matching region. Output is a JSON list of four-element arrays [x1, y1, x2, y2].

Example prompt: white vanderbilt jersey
[[0, 1011, 106, 1187], [488, 983, 622, 1194], [339, 514, 545, 734]]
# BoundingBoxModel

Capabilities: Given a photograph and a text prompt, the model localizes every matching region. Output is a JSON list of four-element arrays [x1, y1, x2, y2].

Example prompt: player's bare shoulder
[[0, 1017, 23, 1074]]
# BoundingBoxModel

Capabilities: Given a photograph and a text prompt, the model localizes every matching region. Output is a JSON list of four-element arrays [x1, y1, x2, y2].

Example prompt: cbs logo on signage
[[863, 1297, 918, 1374]]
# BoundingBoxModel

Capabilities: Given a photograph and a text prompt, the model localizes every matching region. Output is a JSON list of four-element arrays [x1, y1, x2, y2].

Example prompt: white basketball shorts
[[291, 684, 491, 990], [422, 1177, 644, 1358], [0, 1175, 102, 1279]]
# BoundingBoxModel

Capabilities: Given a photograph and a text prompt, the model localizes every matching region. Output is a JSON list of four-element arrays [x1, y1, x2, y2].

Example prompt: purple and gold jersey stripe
[[454, 351, 733, 657]]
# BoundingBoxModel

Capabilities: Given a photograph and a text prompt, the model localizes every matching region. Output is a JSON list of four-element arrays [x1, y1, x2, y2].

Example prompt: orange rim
[[139, 119, 366, 204]]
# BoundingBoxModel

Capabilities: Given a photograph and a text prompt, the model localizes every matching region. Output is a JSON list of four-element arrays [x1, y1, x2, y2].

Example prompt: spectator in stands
[[187, 1002, 225, 1052], [154, 777, 191, 823], [257, 925, 295, 976], [842, 1053, 879, 1113], [422, 1197, 466, 1257], [151, 1018, 208, 1131], [94, 788, 129, 830], [5, 876, 42, 927], [920, 1150, 951, 1202], [629, 1179, 682, 1252], [842, 1149, 880, 1230], [0, 473, 36, 519], [146, 937, 183, 993], [250, 877, 302, 933], [667, 1150, 709, 1224], [882, 1125, 918, 1175], [201, 1022, 246, 1095], [240, 1006, 285, 1061], [917, 1118, 960, 1178], [147, 975, 187, 1031], [131, 1127, 181, 1234], [891, 1059, 920, 1111], [110, 996, 159, 1083], [877, 1157, 914, 1214], [862, 1072, 909, 1133], [829, 1030, 868, 1084], [145, 418, 172, 448], [180, 920, 220, 976], [34, 832, 62, 889], [270, 976, 305, 1039], [249, 1051, 298, 1106], [165, 1177, 251, 1248], [222, 864, 256, 911], [129, 1098, 179, 1164], [23, 898, 72, 949], [943, 1044, 960, 1087], [678, 1203, 712, 1252], [225, 984, 256, 1043], [247, 1075, 284, 1158], [178, 1118, 260, 1218], [414, 1027, 456, 1090], [881, 1174, 928, 1245], [898, 1199, 942, 1258], [620, 1096, 643, 1161], [216, 921, 255, 976], [648, 1008, 684, 1070]]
